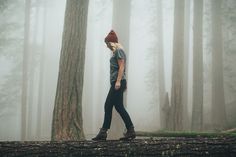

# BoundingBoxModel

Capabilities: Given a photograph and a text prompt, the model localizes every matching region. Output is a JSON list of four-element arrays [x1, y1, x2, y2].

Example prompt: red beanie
[[104, 30, 118, 43]]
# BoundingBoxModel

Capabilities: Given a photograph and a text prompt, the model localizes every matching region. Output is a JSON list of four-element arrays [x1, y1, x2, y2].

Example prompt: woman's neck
[[111, 47, 116, 53]]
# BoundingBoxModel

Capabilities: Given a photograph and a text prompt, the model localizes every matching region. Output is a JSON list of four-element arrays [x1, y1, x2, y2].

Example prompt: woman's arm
[[115, 59, 125, 90]]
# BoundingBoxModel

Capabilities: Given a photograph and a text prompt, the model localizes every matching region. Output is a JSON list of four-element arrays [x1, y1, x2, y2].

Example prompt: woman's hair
[[109, 42, 124, 52]]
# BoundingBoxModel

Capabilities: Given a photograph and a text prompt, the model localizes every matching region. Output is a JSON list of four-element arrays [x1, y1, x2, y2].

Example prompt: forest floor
[[0, 132, 236, 157]]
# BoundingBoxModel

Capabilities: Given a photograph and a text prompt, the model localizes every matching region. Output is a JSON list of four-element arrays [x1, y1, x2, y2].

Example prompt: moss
[[136, 130, 236, 138]]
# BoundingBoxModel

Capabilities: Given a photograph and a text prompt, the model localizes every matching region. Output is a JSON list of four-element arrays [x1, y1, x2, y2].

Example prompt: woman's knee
[[114, 104, 125, 113], [104, 104, 113, 113]]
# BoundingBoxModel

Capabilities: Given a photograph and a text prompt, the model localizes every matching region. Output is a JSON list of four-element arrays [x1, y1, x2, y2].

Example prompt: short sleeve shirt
[[110, 48, 126, 84]]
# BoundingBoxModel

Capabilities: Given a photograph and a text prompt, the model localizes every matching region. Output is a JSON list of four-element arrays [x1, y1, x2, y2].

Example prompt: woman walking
[[92, 30, 136, 141]]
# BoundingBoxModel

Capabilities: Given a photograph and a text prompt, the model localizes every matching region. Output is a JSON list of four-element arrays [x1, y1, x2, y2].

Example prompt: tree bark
[[51, 0, 89, 141], [211, 0, 227, 130], [169, 0, 185, 131], [1, 138, 235, 157], [192, 0, 204, 131], [136, 130, 236, 137]]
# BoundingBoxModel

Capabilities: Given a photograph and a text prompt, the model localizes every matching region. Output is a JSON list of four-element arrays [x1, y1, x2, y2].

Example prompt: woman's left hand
[[115, 81, 121, 90]]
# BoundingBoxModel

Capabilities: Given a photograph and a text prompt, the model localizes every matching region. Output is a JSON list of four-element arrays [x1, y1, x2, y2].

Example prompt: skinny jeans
[[102, 79, 134, 129]]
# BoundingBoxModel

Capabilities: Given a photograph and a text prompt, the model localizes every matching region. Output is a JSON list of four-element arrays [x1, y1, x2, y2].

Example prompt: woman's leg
[[113, 80, 134, 129], [102, 86, 115, 129], [93, 86, 114, 141]]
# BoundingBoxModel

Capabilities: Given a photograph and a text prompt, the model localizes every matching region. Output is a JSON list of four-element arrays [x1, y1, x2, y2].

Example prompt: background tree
[[191, 0, 204, 131], [112, 0, 131, 53], [202, 0, 213, 130], [109, 0, 131, 139], [36, 0, 47, 140], [182, 0, 191, 131], [211, 0, 227, 130], [21, 0, 31, 140], [51, 0, 89, 141], [169, 0, 185, 131], [27, 0, 39, 140], [0, 0, 24, 140], [222, 0, 236, 129], [156, 0, 167, 130]]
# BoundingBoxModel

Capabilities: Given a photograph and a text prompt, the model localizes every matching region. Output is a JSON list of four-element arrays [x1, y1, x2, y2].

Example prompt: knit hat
[[104, 30, 118, 43]]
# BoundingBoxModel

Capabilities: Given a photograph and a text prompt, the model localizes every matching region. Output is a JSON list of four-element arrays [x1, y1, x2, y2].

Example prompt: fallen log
[[136, 131, 236, 138], [0, 137, 235, 157]]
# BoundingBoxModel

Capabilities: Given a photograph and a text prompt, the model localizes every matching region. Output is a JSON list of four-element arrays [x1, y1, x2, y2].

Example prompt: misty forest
[[0, 0, 236, 156]]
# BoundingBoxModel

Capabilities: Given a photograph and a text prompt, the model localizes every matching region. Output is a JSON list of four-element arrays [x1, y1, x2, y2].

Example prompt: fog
[[0, 0, 236, 141]]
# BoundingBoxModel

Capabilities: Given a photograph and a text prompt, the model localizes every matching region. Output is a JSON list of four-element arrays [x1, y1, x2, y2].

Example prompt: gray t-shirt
[[110, 48, 126, 83]]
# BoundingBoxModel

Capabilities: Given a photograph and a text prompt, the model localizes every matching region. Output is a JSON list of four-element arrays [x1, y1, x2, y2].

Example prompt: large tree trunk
[[21, 0, 31, 141], [191, 0, 204, 131], [51, 0, 89, 141], [169, 0, 185, 131], [109, 0, 131, 139], [211, 0, 227, 130]]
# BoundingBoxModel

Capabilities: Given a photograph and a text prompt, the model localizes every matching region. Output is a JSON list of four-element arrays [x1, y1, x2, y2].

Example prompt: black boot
[[92, 128, 107, 141], [120, 126, 136, 140]]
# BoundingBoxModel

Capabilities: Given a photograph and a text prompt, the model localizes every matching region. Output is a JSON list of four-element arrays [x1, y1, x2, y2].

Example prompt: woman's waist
[[110, 79, 127, 85]]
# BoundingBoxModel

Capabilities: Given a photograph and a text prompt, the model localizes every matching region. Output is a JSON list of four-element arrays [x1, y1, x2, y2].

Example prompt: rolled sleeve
[[115, 49, 126, 60]]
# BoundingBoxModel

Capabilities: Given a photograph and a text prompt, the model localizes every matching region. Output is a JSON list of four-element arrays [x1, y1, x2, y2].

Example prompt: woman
[[92, 30, 136, 141]]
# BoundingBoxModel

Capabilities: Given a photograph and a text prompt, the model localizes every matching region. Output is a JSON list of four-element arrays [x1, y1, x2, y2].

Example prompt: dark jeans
[[102, 79, 134, 129]]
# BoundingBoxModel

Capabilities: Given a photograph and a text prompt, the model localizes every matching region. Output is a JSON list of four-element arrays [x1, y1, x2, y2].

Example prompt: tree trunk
[[202, 0, 213, 129], [182, 0, 191, 131], [156, 0, 167, 130], [191, 0, 204, 131], [51, 0, 89, 141], [21, 0, 31, 141], [36, 0, 47, 140], [112, 0, 131, 53], [164, 92, 171, 129], [109, 0, 131, 139], [27, 0, 39, 140], [211, 0, 227, 130], [169, 0, 185, 131]]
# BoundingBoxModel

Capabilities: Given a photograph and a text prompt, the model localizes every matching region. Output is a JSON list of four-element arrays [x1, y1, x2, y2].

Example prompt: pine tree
[[51, 0, 89, 141]]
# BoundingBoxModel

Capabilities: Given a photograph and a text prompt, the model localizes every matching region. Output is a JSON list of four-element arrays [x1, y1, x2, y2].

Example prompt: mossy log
[[222, 128, 236, 133], [136, 131, 236, 138], [0, 137, 236, 157]]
